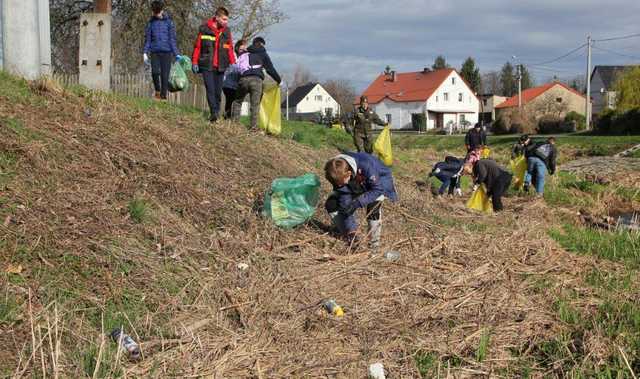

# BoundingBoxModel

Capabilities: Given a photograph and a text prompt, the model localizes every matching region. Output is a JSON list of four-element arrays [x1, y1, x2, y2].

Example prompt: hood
[[248, 45, 266, 54], [335, 154, 357, 176], [206, 17, 227, 33]]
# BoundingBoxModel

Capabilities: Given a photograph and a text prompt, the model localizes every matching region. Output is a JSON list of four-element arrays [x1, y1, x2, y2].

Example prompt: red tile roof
[[495, 82, 587, 109], [358, 68, 456, 104]]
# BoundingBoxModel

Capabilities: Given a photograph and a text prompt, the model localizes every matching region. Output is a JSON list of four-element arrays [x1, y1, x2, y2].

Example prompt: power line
[[594, 33, 640, 42], [524, 43, 587, 66], [592, 45, 640, 61]]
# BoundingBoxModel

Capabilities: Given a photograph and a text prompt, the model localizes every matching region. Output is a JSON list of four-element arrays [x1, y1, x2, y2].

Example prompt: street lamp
[[512, 55, 522, 111]]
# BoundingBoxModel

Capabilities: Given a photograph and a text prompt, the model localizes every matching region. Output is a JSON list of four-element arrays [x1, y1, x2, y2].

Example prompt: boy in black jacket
[[464, 159, 512, 212], [523, 137, 557, 194], [231, 37, 281, 132]]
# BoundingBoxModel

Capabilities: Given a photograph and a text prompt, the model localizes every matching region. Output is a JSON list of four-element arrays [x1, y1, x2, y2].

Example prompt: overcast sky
[[263, 0, 640, 92]]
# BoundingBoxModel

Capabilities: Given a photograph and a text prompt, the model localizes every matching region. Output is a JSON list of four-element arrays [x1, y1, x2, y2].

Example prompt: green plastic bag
[[168, 56, 191, 93], [263, 173, 321, 228]]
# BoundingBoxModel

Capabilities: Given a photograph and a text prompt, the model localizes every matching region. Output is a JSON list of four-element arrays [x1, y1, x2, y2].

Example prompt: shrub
[[595, 108, 640, 135], [564, 111, 586, 130]]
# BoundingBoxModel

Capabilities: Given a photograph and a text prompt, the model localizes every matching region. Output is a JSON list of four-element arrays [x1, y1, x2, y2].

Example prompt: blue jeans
[[435, 173, 459, 195], [525, 157, 546, 194]]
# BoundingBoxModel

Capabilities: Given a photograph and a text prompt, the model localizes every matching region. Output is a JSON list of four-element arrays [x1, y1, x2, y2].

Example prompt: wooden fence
[[52, 73, 222, 113]]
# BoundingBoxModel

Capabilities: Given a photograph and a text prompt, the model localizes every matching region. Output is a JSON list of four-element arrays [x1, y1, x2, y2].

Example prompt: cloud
[[261, 0, 640, 91]]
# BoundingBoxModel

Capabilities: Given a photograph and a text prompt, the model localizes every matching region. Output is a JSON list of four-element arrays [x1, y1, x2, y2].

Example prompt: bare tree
[[481, 71, 500, 95], [288, 64, 317, 91], [322, 79, 357, 115]]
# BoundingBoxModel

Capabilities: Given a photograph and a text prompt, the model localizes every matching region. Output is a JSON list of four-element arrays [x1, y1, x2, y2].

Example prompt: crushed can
[[322, 299, 344, 317], [110, 328, 141, 361]]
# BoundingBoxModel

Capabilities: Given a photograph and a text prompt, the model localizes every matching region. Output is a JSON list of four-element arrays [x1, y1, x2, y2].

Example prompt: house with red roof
[[495, 82, 587, 119], [358, 68, 480, 131]]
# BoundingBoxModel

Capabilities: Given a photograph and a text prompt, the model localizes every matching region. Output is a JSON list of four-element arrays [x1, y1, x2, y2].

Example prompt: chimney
[[391, 70, 397, 82], [423, 67, 431, 74]]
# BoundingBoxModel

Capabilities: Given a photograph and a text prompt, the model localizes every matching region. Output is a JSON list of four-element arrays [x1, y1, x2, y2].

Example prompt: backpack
[[534, 143, 553, 161], [237, 52, 262, 74]]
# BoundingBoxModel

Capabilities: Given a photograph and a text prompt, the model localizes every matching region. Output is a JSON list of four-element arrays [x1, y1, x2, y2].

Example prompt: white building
[[359, 68, 479, 131], [590, 65, 638, 115], [283, 82, 340, 117]]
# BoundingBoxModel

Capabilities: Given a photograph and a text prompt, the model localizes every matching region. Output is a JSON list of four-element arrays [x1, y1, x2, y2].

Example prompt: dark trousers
[[353, 128, 373, 153], [202, 70, 224, 120], [490, 172, 513, 212], [222, 87, 237, 119], [435, 174, 459, 195], [233, 76, 263, 129], [150, 52, 173, 99]]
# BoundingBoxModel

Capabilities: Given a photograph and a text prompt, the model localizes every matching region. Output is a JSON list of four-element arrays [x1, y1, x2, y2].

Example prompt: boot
[[154, 91, 161, 100], [368, 220, 382, 252]]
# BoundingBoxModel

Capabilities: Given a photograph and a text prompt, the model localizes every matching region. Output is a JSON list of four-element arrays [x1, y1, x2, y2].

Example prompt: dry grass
[[0, 75, 630, 378]]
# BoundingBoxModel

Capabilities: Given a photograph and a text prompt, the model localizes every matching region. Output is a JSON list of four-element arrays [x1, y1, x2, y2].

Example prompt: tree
[[520, 65, 534, 90], [614, 66, 640, 112], [567, 75, 586, 92], [460, 57, 481, 94], [322, 79, 357, 115], [481, 71, 500, 95], [432, 55, 449, 70], [50, 0, 286, 73], [500, 62, 517, 97], [287, 64, 317, 92]]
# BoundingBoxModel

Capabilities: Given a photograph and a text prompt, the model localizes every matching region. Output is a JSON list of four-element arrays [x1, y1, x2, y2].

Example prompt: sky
[[263, 0, 640, 92]]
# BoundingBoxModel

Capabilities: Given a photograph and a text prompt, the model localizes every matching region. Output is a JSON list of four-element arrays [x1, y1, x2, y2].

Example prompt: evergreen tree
[[500, 62, 517, 97], [432, 55, 449, 70], [460, 57, 482, 93]]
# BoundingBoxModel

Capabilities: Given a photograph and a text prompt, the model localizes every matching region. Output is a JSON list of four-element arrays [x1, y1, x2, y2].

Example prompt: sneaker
[[209, 115, 218, 123], [154, 92, 162, 100]]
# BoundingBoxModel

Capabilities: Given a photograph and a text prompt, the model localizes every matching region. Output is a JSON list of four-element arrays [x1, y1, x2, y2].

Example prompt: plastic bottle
[[110, 328, 141, 360], [322, 299, 344, 317], [383, 250, 401, 262], [368, 362, 386, 379]]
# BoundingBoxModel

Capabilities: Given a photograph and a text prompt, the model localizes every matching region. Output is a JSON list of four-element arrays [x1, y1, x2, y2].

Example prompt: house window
[[325, 108, 333, 118], [386, 114, 392, 124], [458, 93, 463, 102], [460, 114, 466, 123], [483, 99, 488, 106], [444, 93, 449, 101], [436, 96, 439, 102], [452, 77, 456, 85], [315, 95, 323, 101], [556, 97, 563, 103]]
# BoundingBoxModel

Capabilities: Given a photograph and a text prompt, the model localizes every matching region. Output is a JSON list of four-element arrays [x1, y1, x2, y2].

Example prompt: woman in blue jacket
[[324, 152, 398, 250], [143, 1, 179, 100]]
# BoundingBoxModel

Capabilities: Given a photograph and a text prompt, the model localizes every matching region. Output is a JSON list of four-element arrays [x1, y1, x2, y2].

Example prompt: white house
[[282, 82, 340, 117], [590, 65, 638, 115], [359, 68, 479, 130]]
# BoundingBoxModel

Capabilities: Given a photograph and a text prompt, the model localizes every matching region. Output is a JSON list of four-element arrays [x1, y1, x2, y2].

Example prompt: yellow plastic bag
[[509, 155, 527, 190], [466, 185, 493, 214], [373, 126, 393, 166], [481, 147, 491, 159], [259, 85, 281, 135]]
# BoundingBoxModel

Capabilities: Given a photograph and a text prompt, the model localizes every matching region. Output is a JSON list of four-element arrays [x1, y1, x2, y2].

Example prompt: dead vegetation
[[0, 74, 635, 378]]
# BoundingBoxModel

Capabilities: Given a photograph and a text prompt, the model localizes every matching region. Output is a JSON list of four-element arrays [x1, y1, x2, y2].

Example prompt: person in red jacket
[[191, 6, 236, 123]]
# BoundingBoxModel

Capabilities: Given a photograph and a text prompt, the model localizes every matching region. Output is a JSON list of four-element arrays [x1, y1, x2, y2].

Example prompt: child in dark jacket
[[324, 152, 398, 250], [464, 159, 512, 212], [231, 37, 281, 131], [429, 156, 464, 196], [143, 1, 180, 100]]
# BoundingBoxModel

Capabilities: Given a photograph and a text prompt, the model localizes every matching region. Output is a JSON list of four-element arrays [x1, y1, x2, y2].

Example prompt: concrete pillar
[[1, 0, 52, 79], [79, 13, 111, 91]]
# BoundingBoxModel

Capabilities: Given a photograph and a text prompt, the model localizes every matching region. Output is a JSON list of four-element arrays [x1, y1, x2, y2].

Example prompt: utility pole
[[285, 81, 289, 121], [517, 64, 522, 111], [95, 0, 112, 14], [585, 35, 592, 131]]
